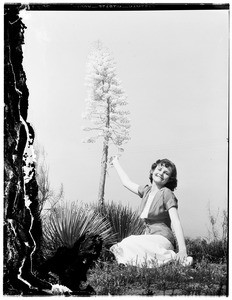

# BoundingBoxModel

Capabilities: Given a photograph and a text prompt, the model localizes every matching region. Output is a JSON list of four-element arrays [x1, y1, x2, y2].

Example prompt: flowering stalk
[[82, 41, 131, 205]]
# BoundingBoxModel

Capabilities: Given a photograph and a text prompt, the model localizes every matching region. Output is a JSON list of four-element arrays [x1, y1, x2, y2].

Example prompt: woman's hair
[[149, 158, 177, 191]]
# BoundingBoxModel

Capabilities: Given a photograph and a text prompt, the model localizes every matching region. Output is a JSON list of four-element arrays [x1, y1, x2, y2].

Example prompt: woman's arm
[[111, 156, 140, 195], [168, 207, 188, 260]]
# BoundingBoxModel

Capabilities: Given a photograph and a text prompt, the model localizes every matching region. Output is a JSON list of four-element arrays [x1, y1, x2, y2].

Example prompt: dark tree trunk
[[4, 4, 49, 295]]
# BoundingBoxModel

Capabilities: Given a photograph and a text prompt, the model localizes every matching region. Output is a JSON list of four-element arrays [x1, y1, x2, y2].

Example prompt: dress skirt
[[110, 234, 177, 268]]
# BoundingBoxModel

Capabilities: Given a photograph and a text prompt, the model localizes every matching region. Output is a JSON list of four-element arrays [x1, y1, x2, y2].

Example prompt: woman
[[109, 156, 193, 267]]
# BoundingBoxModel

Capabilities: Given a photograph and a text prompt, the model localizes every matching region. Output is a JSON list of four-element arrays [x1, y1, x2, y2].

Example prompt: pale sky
[[22, 8, 228, 239]]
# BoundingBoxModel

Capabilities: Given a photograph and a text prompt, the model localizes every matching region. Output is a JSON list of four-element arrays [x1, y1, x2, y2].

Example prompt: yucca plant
[[42, 201, 117, 256], [93, 201, 145, 243]]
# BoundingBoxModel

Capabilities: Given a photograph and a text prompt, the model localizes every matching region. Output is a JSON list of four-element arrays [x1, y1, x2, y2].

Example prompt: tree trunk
[[4, 4, 50, 295], [97, 141, 109, 207], [97, 95, 110, 207]]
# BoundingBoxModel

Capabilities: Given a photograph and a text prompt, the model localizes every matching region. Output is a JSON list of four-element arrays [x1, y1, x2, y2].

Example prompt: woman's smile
[[154, 173, 165, 181], [156, 173, 163, 179], [153, 164, 172, 187]]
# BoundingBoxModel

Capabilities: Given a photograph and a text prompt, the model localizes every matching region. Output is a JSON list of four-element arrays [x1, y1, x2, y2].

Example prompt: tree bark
[[97, 141, 109, 206], [4, 4, 49, 295], [98, 97, 110, 206]]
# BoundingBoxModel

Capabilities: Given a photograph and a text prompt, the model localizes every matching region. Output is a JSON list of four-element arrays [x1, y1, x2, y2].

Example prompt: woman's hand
[[176, 249, 188, 262], [109, 155, 119, 167], [176, 250, 193, 266]]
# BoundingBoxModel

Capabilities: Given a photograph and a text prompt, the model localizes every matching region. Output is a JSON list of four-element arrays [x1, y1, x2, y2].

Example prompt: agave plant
[[93, 201, 145, 243], [42, 201, 116, 254]]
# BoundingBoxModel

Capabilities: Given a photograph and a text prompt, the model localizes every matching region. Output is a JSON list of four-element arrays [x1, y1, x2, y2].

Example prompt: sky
[[21, 7, 228, 239]]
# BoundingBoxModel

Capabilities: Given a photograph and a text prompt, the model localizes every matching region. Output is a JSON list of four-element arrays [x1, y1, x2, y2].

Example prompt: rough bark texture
[[4, 4, 50, 295]]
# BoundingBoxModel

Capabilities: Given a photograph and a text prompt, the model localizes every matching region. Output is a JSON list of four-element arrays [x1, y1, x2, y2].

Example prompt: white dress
[[110, 234, 177, 267]]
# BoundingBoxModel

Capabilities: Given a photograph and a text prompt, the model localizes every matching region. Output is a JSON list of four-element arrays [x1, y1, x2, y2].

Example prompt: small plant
[[186, 237, 227, 263], [186, 208, 228, 264]]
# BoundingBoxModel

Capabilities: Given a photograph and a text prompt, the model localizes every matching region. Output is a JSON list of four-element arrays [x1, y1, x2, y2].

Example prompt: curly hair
[[149, 158, 177, 191]]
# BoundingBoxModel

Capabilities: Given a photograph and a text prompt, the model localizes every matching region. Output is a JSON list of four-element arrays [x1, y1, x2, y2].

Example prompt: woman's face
[[152, 163, 172, 187]]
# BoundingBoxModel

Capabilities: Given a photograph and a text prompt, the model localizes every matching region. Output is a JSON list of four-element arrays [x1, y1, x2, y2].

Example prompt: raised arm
[[111, 156, 139, 195], [168, 207, 188, 261]]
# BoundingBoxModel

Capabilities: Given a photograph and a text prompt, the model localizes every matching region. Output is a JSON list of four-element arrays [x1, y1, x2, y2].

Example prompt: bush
[[93, 201, 145, 244], [42, 201, 117, 258], [186, 237, 227, 263]]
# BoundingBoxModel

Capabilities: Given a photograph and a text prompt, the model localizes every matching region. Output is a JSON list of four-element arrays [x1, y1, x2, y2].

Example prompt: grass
[[87, 259, 227, 296]]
